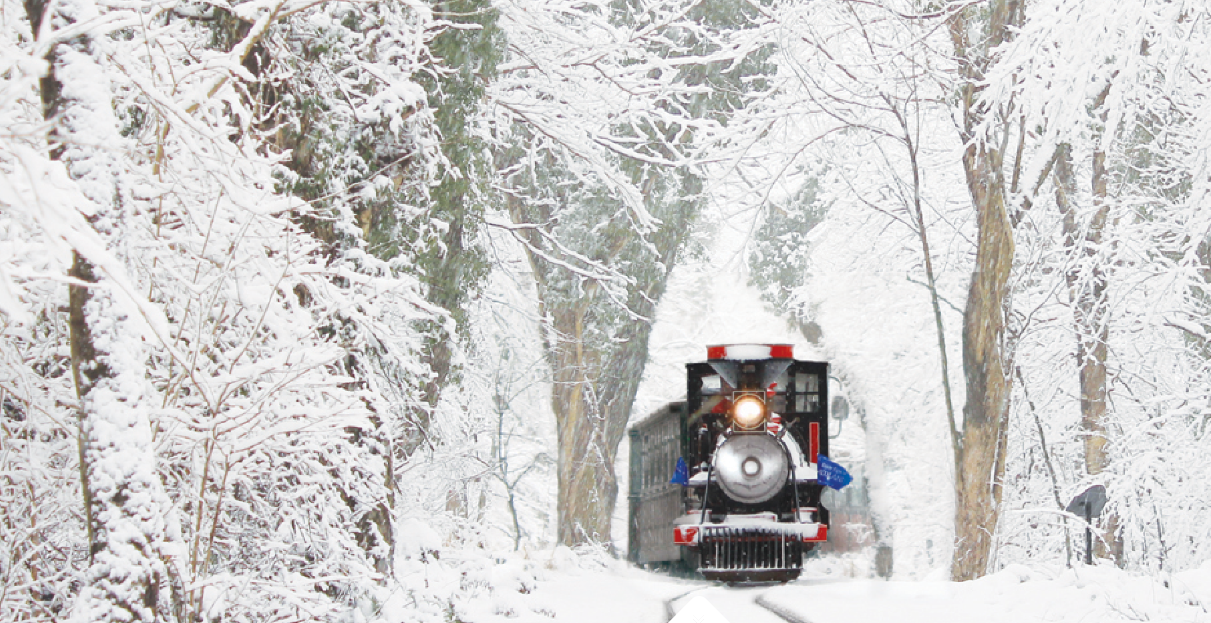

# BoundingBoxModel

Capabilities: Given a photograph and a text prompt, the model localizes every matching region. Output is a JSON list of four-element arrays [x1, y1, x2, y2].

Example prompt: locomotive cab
[[629, 344, 833, 583]]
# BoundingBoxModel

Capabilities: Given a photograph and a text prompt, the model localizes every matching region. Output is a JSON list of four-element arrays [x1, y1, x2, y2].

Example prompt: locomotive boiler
[[627, 344, 834, 583]]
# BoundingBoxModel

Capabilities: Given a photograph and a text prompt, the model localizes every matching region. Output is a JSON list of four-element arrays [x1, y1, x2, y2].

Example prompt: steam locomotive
[[627, 344, 833, 583]]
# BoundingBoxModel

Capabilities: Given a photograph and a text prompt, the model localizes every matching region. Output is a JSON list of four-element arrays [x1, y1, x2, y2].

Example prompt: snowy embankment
[[763, 564, 1211, 623], [418, 547, 1211, 623]]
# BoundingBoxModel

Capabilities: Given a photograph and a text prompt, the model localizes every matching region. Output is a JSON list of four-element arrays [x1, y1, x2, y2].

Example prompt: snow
[[456, 551, 1211, 623], [765, 564, 1211, 623], [523, 551, 688, 623], [670, 595, 742, 623]]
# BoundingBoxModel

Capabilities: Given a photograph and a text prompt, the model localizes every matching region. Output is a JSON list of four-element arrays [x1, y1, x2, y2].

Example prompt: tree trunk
[[1055, 140, 1122, 564], [952, 142, 1015, 581], [70, 281, 169, 622], [1088, 140, 1122, 563], [948, 0, 1021, 581], [28, 1, 171, 618], [1055, 143, 1111, 474], [549, 301, 655, 546], [1083, 145, 1111, 478], [505, 188, 684, 547]]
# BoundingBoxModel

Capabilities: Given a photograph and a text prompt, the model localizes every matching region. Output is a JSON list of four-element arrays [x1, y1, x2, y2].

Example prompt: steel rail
[[664, 586, 708, 622], [754, 593, 816, 623]]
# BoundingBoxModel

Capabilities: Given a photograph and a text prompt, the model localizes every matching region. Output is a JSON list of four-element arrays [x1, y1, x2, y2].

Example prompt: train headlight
[[732, 395, 765, 430]]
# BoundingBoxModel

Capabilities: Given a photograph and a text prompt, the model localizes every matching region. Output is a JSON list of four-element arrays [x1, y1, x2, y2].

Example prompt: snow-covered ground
[[762, 564, 1211, 623], [473, 549, 1211, 623]]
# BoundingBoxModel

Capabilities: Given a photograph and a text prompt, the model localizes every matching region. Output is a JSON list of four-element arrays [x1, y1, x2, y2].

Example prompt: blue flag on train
[[670, 457, 690, 486], [817, 455, 852, 490]]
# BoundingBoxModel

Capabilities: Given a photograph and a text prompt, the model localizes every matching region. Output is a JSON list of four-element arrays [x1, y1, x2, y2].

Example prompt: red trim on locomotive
[[769, 344, 794, 359], [809, 422, 819, 464], [705, 344, 795, 360], [673, 526, 699, 545]]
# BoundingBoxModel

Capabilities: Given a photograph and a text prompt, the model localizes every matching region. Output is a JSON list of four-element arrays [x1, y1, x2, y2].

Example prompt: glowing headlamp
[[731, 395, 766, 430]]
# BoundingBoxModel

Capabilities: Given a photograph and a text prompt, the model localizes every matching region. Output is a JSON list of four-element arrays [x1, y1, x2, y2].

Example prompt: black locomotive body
[[628, 344, 830, 583]]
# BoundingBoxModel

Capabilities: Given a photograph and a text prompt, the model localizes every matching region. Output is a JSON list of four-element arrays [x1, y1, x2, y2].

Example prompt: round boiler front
[[713, 433, 788, 504]]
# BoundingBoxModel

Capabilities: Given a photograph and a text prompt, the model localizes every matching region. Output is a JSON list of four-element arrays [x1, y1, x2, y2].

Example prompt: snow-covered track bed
[[666, 583, 816, 623]]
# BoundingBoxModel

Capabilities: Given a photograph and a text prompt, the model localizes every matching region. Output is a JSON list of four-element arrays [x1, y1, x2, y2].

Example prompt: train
[[627, 344, 839, 583]]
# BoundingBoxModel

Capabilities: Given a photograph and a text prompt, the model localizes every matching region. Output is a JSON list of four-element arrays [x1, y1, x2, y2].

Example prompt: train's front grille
[[700, 526, 803, 571]]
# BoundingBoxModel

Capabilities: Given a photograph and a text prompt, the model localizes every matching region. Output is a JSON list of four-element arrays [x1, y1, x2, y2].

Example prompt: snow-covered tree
[[490, 0, 777, 547], [985, 0, 1211, 572], [1, 0, 457, 618]]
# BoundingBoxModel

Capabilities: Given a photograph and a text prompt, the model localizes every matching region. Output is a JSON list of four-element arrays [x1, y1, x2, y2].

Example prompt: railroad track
[[664, 584, 814, 623], [753, 593, 813, 623]]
